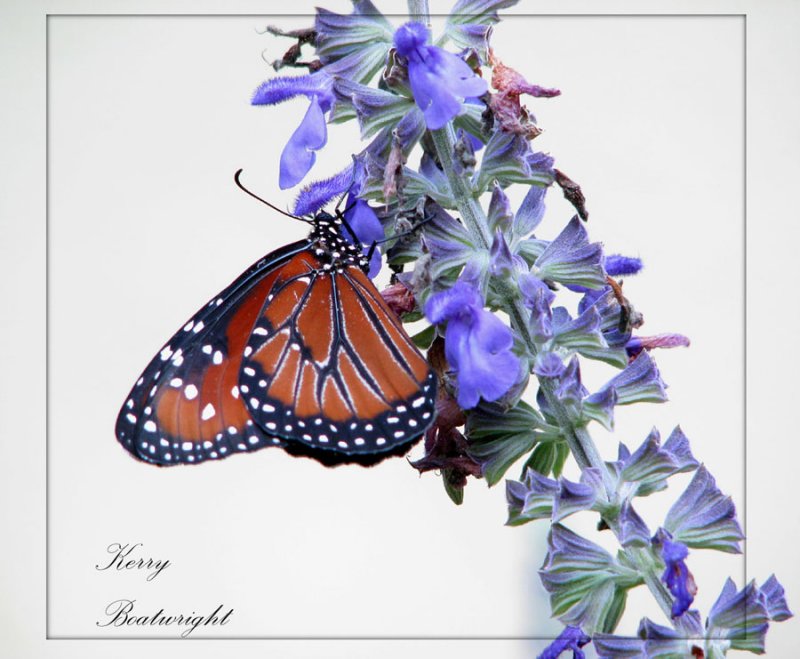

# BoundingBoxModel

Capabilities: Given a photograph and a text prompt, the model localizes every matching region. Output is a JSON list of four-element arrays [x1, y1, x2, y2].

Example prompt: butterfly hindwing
[[238, 252, 436, 460]]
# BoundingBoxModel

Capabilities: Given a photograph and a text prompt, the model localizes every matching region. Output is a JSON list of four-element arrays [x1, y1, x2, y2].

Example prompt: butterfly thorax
[[309, 214, 370, 274]]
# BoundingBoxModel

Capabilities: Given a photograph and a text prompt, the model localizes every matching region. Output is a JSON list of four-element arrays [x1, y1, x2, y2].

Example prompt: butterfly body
[[116, 211, 436, 467]]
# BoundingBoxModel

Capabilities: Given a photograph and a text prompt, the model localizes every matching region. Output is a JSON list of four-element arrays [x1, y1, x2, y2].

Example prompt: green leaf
[[443, 475, 464, 505], [411, 324, 436, 349], [469, 431, 538, 487], [467, 400, 560, 486], [526, 442, 558, 477], [600, 586, 628, 634], [551, 442, 570, 478]]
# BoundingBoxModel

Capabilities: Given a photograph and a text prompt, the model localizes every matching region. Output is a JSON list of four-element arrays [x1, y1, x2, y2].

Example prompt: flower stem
[[411, 0, 676, 623]]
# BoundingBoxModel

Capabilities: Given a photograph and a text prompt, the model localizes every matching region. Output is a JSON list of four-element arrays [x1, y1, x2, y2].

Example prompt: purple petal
[[424, 280, 482, 325], [515, 183, 547, 236], [408, 59, 464, 130], [655, 530, 696, 618], [344, 196, 384, 278], [251, 72, 332, 106], [489, 230, 514, 278], [760, 575, 793, 622], [447, 309, 518, 408], [395, 22, 488, 130], [537, 626, 591, 659], [393, 21, 429, 59], [604, 254, 643, 277], [293, 164, 355, 216], [279, 95, 328, 190], [533, 351, 565, 378]]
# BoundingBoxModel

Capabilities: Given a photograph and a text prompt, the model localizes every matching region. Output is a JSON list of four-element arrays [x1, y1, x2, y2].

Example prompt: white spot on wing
[[184, 384, 198, 400], [201, 403, 216, 421]]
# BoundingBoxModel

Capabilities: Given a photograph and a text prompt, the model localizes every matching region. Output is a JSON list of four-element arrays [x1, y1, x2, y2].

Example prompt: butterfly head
[[309, 212, 370, 274]]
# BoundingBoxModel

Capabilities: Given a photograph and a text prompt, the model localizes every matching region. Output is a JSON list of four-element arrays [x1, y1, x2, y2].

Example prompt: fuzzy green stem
[[410, 0, 676, 624]]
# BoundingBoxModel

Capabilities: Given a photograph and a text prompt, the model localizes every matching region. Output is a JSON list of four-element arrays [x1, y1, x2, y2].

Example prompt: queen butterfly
[[115, 172, 436, 467]]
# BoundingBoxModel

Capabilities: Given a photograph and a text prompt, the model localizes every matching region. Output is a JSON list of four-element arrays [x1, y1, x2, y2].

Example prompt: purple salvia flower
[[653, 529, 697, 617], [393, 22, 488, 130], [586, 352, 668, 408], [515, 182, 547, 237], [664, 465, 744, 553], [537, 625, 591, 659], [590, 633, 645, 658], [554, 355, 588, 406], [333, 76, 418, 139], [661, 426, 699, 472], [294, 163, 355, 216], [533, 351, 566, 378], [453, 128, 479, 176], [580, 386, 617, 431], [594, 612, 705, 658], [760, 575, 793, 622], [550, 305, 621, 367], [707, 578, 770, 654], [534, 216, 606, 289], [617, 500, 651, 548], [551, 475, 598, 523], [314, 0, 393, 78], [343, 194, 383, 277], [475, 130, 554, 192], [565, 252, 642, 295], [444, 0, 520, 55], [604, 254, 643, 277], [489, 229, 515, 278], [252, 72, 335, 189], [625, 333, 691, 359], [506, 467, 605, 526], [280, 94, 330, 189], [539, 524, 639, 631], [618, 426, 698, 497], [487, 182, 514, 232], [577, 287, 634, 353], [425, 278, 520, 409], [519, 272, 555, 343], [506, 468, 559, 525]]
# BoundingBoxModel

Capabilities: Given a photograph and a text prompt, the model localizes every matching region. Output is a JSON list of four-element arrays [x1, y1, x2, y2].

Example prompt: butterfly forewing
[[115, 242, 308, 465]]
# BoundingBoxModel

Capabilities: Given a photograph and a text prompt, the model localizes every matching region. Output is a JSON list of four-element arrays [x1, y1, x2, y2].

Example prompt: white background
[[2, 0, 799, 657]]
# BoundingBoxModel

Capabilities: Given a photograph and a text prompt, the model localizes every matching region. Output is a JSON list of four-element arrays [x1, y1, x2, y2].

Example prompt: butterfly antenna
[[234, 169, 311, 224]]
